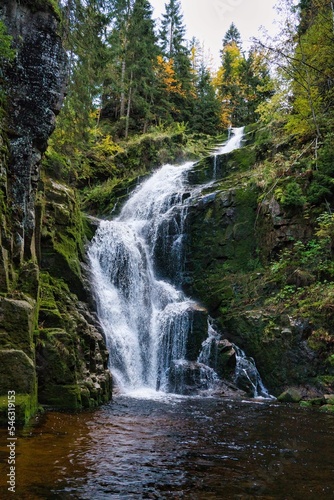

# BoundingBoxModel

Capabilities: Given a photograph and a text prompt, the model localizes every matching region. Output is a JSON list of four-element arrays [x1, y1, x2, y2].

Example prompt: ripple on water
[[1, 396, 334, 499]]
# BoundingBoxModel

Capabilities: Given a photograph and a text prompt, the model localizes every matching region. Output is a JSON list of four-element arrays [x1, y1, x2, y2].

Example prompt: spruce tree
[[222, 22, 242, 48], [159, 0, 195, 122], [124, 0, 160, 134], [191, 63, 221, 135]]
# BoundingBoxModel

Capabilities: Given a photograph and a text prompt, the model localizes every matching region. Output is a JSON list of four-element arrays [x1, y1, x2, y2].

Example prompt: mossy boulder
[[0, 349, 36, 394], [277, 387, 303, 403], [39, 384, 82, 409], [319, 404, 334, 413], [36, 274, 112, 409], [0, 393, 38, 426], [0, 297, 36, 357], [323, 394, 334, 405]]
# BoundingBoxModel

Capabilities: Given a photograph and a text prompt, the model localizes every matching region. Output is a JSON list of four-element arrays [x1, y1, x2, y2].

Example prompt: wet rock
[[0, 349, 36, 396], [277, 387, 303, 403], [185, 303, 208, 361], [215, 339, 236, 378], [0, 297, 36, 358], [324, 394, 334, 405], [1, 0, 67, 262], [319, 404, 334, 413], [167, 360, 218, 395]]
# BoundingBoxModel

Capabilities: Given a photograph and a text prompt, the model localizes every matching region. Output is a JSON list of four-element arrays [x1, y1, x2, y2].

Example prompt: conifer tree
[[215, 24, 246, 126], [52, 0, 112, 155], [215, 23, 272, 127], [191, 63, 221, 135], [222, 22, 242, 47], [159, 0, 195, 122], [123, 0, 159, 135]]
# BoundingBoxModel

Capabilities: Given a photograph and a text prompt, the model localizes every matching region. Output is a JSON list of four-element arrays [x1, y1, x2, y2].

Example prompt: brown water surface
[[1, 396, 334, 499]]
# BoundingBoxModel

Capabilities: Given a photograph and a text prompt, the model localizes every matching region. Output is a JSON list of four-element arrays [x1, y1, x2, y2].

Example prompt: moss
[[0, 392, 38, 426], [0, 298, 36, 357], [40, 178, 87, 299], [0, 349, 36, 395], [19, 0, 61, 18], [300, 400, 312, 408], [324, 394, 334, 405], [35, 272, 111, 410], [319, 404, 334, 413], [16, 261, 39, 299], [277, 387, 303, 403], [231, 146, 257, 171], [39, 384, 82, 410], [38, 273, 64, 328]]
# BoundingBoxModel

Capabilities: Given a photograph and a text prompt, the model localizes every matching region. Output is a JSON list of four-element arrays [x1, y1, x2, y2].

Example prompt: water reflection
[[1, 397, 333, 498]]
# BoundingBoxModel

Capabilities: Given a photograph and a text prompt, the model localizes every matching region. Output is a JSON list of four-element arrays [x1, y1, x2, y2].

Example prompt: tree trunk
[[125, 72, 133, 139], [120, 59, 126, 118]]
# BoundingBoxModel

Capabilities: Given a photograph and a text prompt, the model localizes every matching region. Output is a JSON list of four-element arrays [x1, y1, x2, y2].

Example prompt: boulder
[[277, 387, 303, 403], [0, 349, 36, 395]]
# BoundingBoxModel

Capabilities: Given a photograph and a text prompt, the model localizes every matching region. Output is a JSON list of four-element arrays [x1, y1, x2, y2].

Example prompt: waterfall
[[88, 127, 268, 398], [213, 126, 244, 178], [214, 126, 244, 155], [88, 162, 196, 394], [233, 346, 273, 399]]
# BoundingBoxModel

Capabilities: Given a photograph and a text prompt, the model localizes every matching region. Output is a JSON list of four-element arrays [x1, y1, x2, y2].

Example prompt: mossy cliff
[[184, 129, 334, 398], [0, 0, 111, 426]]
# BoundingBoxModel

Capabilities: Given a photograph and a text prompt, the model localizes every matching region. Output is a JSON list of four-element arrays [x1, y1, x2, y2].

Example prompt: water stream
[[1, 397, 333, 498], [88, 127, 267, 398]]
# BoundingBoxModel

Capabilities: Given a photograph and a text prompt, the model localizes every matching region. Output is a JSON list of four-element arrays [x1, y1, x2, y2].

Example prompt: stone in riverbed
[[319, 404, 334, 413], [277, 387, 303, 403], [323, 394, 334, 405]]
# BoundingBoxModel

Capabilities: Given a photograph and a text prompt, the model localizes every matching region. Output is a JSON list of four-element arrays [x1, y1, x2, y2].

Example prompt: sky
[[150, 0, 279, 68]]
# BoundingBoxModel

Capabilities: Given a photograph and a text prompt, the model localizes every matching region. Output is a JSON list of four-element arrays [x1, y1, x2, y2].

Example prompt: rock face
[[183, 146, 333, 397], [1, 0, 67, 263], [0, 0, 111, 425]]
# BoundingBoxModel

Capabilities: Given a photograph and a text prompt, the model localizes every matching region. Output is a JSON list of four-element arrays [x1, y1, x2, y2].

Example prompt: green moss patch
[[0, 392, 38, 426]]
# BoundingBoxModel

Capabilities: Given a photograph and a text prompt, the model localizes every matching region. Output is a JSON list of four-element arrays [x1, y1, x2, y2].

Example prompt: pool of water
[[1, 396, 334, 499]]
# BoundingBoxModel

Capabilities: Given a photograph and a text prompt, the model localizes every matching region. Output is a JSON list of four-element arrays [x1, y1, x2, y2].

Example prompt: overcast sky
[[150, 0, 279, 67]]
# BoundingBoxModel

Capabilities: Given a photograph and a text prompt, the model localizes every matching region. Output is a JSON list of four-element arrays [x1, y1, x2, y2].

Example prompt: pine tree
[[52, 0, 112, 157], [191, 63, 221, 135], [222, 22, 242, 48], [124, 0, 160, 135], [215, 24, 246, 126], [102, 0, 161, 136], [158, 0, 195, 122]]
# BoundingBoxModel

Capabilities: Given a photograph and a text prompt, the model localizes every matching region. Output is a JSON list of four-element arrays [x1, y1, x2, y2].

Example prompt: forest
[[10, 0, 334, 215]]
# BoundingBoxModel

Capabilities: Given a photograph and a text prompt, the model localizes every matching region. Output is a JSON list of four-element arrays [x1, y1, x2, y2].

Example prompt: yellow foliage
[[156, 55, 186, 98], [92, 135, 124, 157]]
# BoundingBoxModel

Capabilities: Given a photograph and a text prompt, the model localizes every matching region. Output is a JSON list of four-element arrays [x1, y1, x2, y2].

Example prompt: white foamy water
[[87, 127, 270, 398]]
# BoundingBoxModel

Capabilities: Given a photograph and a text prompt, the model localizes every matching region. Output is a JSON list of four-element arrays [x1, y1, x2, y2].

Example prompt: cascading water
[[233, 345, 272, 399], [88, 127, 269, 398], [88, 162, 197, 394], [213, 126, 244, 179]]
